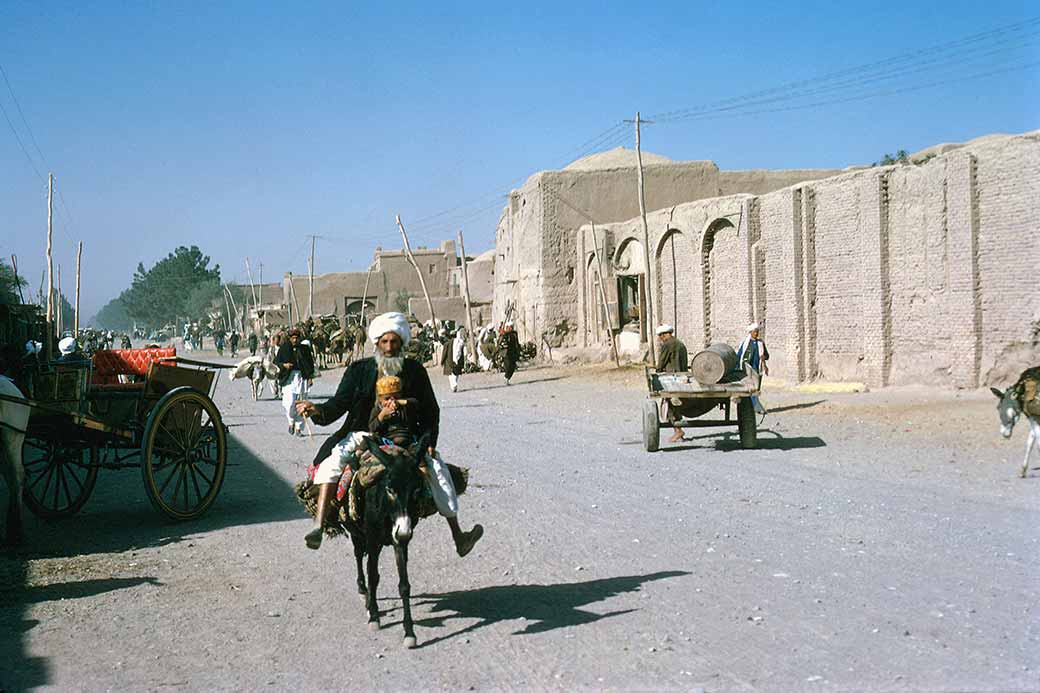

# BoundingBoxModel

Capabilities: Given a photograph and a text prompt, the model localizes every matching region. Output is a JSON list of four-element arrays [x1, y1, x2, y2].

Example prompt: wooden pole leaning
[[456, 230, 478, 358], [633, 112, 656, 364], [396, 215, 436, 325], [74, 241, 82, 337], [590, 223, 622, 368]]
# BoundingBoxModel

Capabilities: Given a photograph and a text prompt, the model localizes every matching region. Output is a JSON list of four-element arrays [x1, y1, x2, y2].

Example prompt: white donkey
[[0, 376, 29, 545], [991, 366, 1040, 478]]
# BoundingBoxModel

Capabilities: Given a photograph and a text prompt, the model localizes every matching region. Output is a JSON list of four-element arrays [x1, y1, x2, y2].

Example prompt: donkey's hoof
[[357, 584, 367, 596], [368, 620, 381, 631], [403, 636, 417, 649]]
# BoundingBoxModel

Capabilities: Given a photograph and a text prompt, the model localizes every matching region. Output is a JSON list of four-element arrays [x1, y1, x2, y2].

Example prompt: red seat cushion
[[91, 347, 176, 385]]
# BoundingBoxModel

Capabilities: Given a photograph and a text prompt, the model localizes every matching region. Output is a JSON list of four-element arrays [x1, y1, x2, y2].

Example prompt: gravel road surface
[[2, 357, 1038, 691]]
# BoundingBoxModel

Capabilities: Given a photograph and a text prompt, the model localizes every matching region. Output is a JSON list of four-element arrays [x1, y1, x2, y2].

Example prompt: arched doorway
[[613, 238, 647, 343]]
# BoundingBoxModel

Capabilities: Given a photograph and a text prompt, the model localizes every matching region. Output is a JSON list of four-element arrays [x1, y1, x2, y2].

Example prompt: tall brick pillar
[[787, 189, 806, 381], [860, 172, 892, 388], [946, 153, 982, 388]]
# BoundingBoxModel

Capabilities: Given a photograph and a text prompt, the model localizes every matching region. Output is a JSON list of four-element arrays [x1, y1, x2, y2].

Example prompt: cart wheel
[[142, 387, 227, 521], [22, 434, 99, 518], [737, 397, 758, 449], [642, 399, 660, 452]]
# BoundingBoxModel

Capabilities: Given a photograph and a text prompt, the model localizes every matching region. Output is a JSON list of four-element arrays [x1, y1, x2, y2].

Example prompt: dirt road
[[2, 358, 1038, 691]]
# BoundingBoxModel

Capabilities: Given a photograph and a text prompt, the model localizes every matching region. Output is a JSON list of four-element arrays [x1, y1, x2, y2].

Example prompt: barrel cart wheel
[[737, 396, 758, 449], [642, 399, 661, 453], [141, 387, 227, 521], [22, 434, 99, 518]]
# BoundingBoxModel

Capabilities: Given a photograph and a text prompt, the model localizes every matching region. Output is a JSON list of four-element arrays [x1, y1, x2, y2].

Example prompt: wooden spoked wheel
[[142, 387, 227, 521], [22, 433, 99, 518]]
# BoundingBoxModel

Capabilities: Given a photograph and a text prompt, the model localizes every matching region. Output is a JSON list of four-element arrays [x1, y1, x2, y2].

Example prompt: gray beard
[[375, 353, 404, 376]]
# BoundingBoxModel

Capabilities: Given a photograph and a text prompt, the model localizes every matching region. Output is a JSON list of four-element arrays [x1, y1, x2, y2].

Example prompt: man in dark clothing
[[655, 324, 689, 443], [275, 328, 315, 436], [296, 311, 482, 555], [497, 322, 521, 385], [247, 332, 259, 356], [229, 331, 240, 357]]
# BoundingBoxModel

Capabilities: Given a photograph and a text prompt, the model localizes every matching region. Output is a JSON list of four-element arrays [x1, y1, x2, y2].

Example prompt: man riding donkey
[[295, 311, 484, 556]]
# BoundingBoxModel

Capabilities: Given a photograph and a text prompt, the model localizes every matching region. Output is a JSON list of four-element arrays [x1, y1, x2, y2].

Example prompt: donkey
[[0, 376, 29, 545], [990, 366, 1040, 478], [348, 435, 428, 649]]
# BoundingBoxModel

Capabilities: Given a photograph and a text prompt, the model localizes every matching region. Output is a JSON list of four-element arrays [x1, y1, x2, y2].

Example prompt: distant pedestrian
[[247, 332, 259, 356], [229, 331, 240, 357], [275, 328, 314, 436], [497, 322, 520, 385], [443, 327, 467, 392]]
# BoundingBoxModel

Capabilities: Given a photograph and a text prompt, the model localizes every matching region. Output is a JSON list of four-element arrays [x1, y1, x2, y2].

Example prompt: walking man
[[736, 322, 769, 414], [275, 328, 314, 436], [497, 321, 520, 385]]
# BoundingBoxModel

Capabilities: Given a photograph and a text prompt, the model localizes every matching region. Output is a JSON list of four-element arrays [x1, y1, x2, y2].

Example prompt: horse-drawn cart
[[642, 366, 761, 452], [10, 347, 232, 520]]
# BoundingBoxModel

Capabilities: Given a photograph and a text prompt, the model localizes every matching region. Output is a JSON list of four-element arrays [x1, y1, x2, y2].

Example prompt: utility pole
[[627, 111, 656, 364], [456, 230, 477, 359], [307, 235, 316, 319], [245, 257, 258, 305], [10, 255, 25, 303], [46, 173, 54, 357], [396, 215, 436, 325], [288, 272, 302, 324], [74, 241, 82, 337], [360, 265, 373, 323], [590, 223, 622, 368], [56, 264, 62, 336]]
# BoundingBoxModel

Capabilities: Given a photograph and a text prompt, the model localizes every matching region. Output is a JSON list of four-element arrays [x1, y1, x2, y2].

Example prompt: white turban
[[58, 336, 77, 355], [747, 322, 760, 332], [656, 324, 674, 335], [368, 312, 412, 346]]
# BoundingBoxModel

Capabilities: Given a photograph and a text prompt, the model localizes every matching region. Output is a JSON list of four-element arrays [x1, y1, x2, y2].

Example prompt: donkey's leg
[[366, 538, 381, 629], [352, 533, 367, 596], [1022, 420, 1038, 478], [0, 436, 23, 546], [394, 542, 416, 648]]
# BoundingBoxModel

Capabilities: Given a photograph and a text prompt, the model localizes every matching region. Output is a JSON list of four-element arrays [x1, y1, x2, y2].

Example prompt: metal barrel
[[690, 343, 738, 384]]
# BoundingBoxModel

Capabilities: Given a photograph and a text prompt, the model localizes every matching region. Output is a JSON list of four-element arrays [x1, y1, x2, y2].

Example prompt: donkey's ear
[[411, 433, 430, 460], [990, 387, 1005, 399]]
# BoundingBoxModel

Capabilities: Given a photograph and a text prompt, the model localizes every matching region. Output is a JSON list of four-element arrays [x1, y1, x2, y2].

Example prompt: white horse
[[991, 366, 1040, 478], [0, 376, 29, 545]]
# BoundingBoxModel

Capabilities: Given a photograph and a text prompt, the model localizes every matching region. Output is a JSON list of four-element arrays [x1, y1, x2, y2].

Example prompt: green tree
[[184, 279, 224, 322], [121, 246, 221, 327], [0, 259, 27, 304]]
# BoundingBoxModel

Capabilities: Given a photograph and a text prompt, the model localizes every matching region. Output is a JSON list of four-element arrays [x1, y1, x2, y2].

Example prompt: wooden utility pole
[[590, 223, 622, 368], [10, 255, 25, 303], [258, 262, 263, 307], [245, 257, 258, 305], [74, 241, 82, 336], [456, 230, 477, 358], [308, 235, 316, 318], [395, 215, 436, 325], [631, 111, 656, 364], [360, 265, 373, 323], [222, 286, 233, 332], [46, 173, 54, 356], [288, 272, 302, 324], [56, 265, 62, 336], [225, 284, 240, 332]]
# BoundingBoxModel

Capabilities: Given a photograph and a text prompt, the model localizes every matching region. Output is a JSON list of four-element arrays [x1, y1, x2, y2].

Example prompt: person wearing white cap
[[295, 312, 483, 555], [736, 322, 769, 415], [57, 336, 82, 361], [655, 325, 689, 442]]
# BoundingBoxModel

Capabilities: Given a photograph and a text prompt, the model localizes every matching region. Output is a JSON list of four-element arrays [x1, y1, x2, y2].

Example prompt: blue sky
[[1, 1, 1036, 319]]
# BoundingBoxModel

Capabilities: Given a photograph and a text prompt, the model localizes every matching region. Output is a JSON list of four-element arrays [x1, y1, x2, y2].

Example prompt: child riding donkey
[[991, 366, 1040, 478]]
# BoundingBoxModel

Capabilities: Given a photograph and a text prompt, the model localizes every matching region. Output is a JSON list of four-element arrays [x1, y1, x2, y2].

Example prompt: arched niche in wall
[[612, 236, 647, 337], [612, 237, 646, 276], [700, 217, 738, 347], [655, 228, 691, 339], [345, 299, 376, 317]]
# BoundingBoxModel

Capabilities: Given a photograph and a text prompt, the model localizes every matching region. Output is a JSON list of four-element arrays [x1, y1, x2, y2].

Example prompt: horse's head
[[990, 386, 1021, 438], [366, 433, 429, 545]]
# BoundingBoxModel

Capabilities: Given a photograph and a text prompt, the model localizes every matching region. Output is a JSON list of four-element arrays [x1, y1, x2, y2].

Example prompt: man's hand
[[295, 400, 316, 418], [282, 362, 293, 370], [378, 398, 398, 421]]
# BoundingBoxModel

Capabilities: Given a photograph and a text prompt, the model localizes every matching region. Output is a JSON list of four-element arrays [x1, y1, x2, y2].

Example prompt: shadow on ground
[[765, 400, 826, 414], [0, 429, 300, 690], [659, 428, 827, 452], [384, 570, 690, 648], [460, 374, 571, 393]]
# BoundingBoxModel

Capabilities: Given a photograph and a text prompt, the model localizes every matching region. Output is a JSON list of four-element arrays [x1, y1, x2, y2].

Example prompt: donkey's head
[[366, 434, 428, 545], [990, 386, 1022, 438]]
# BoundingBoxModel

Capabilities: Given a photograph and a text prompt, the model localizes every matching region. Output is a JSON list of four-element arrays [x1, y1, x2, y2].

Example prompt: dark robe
[[656, 336, 688, 372], [498, 331, 521, 379], [274, 341, 315, 385], [309, 357, 439, 467]]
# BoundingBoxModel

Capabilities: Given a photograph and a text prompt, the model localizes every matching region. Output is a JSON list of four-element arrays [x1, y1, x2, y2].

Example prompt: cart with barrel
[[12, 346, 232, 520], [642, 343, 761, 452]]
